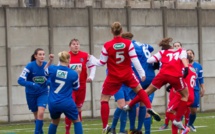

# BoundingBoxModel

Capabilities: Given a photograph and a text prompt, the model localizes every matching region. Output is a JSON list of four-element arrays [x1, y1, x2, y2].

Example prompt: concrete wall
[[0, 6, 215, 122]]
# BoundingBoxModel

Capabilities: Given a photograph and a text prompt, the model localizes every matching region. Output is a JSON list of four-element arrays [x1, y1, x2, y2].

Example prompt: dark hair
[[158, 37, 173, 50], [173, 42, 182, 47], [31, 48, 44, 61], [111, 22, 122, 36], [69, 38, 79, 46], [187, 49, 195, 55], [121, 32, 134, 40]]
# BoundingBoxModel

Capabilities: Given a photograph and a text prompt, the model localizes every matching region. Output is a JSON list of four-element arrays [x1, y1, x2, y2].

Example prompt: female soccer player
[[17, 48, 53, 134], [89, 22, 160, 134], [65, 38, 96, 134], [46, 51, 83, 134], [125, 38, 189, 130]]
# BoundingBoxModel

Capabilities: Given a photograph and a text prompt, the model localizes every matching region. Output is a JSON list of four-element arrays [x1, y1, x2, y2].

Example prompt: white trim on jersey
[[147, 50, 163, 63], [179, 49, 187, 59]]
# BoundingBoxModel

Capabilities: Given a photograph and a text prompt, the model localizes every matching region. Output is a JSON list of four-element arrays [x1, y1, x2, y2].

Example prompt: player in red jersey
[[89, 22, 161, 134], [65, 38, 96, 134], [125, 38, 189, 130]]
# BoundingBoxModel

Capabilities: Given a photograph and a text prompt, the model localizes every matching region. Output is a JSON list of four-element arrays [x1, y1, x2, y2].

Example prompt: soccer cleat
[[181, 127, 190, 134], [102, 125, 111, 134], [159, 124, 168, 130], [123, 105, 130, 111], [127, 129, 137, 134], [147, 109, 161, 121], [173, 120, 185, 130], [188, 125, 196, 132]]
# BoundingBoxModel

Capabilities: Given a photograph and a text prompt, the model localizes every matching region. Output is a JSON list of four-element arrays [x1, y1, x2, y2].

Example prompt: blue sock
[[111, 107, 122, 129], [74, 122, 83, 134], [35, 120, 43, 134], [137, 106, 146, 131], [129, 105, 137, 130], [48, 123, 57, 134], [144, 117, 151, 134], [188, 113, 196, 126], [34, 120, 43, 134], [119, 110, 127, 132]]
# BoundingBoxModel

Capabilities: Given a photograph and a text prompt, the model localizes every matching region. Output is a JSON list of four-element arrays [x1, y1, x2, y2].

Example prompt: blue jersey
[[132, 40, 155, 79], [46, 65, 79, 103], [192, 62, 204, 91], [18, 61, 48, 94]]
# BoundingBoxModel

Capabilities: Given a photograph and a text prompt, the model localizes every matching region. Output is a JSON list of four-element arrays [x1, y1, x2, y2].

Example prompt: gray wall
[[0, 6, 215, 122]]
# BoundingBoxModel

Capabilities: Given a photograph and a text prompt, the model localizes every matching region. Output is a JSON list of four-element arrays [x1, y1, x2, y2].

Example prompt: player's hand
[[153, 62, 160, 70], [200, 88, 205, 97], [75, 66, 82, 74], [49, 54, 54, 61], [183, 67, 189, 78], [141, 76, 146, 82], [86, 77, 92, 83]]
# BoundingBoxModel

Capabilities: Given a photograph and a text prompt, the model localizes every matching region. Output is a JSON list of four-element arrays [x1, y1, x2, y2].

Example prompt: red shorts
[[102, 73, 139, 95], [72, 85, 86, 108], [152, 73, 186, 91]]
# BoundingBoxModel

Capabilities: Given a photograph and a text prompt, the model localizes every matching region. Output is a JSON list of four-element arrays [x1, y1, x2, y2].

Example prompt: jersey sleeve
[[17, 63, 34, 88], [147, 50, 163, 63], [72, 72, 80, 90], [179, 49, 187, 59], [86, 59, 96, 80], [198, 64, 204, 84], [129, 43, 146, 78], [147, 44, 154, 53]]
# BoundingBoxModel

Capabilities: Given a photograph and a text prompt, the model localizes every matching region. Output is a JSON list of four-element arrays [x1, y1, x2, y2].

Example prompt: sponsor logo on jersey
[[33, 76, 46, 84], [56, 70, 68, 79], [69, 63, 82, 70], [113, 43, 125, 50]]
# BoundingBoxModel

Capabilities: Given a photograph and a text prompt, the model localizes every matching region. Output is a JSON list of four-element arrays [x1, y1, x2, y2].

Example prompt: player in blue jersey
[[17, 48, 53, 134], [186, 49, 205, 132], [121, 32, 156, 134], [46, 51, 83, 134]]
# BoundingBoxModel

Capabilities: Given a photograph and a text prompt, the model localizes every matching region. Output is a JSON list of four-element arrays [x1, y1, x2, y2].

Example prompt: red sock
[[136, 90, 151, 109], [79, 111, 82, 121], [101, 101, 109, 128], [168, 112, 176, 122], [65, 117, 72, 134], [129, 95, 141, 107], [171, 123, 178, 134], [165, 112, 171, 125], [175, 100, 187, 121], [184, 107, 190, 126]]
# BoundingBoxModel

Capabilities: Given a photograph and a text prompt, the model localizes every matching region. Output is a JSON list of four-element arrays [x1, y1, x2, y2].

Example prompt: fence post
[[125, 5, 131, 32], [47, 5, 54, 54], [196, 6, 203, 112], [87, 6, 95, 118], [3, 5, 13, 123]]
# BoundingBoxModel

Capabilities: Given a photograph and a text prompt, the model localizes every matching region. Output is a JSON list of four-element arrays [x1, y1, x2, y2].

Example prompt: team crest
[[56, 70, 68, 79], [113, 43, 125, 50]]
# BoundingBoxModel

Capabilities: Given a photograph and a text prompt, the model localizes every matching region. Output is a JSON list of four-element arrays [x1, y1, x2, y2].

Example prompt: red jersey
[[100, 36, 138, 79], [154, 49, 187, 77], [69, 51, 89, 85]]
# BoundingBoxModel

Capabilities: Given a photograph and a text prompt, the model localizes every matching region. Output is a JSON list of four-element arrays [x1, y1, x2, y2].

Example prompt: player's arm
[[89, 46, 108, 67], [86, 57, 96, 82], [17, 64, 39, 88], [198, 65, 205, 97], [129, 43, 146, 81], [72, 72, 80, 91], [180, 50, 189, 78], [44, 54, 54, 69], [147, 51, 162, 63]]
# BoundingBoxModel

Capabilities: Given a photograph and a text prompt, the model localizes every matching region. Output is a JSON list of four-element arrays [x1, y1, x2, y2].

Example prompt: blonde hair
[[111, 22, 122, 36], [121, 32, 134, 40], [58, 51, 70, 63]]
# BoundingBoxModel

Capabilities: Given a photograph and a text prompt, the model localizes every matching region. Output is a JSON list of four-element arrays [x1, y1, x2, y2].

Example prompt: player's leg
[[36, 92, 48, 134], [48, 103, 61, 134], [48, 118, 60, 134]]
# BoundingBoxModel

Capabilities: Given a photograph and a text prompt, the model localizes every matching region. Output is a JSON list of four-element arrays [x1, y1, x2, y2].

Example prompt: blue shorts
[[129, 77, 155, 103], [26, 92, 48, 112], [114, 84, 130, 101], [48, 98, 78, 120], [191, 90, 200, 108]]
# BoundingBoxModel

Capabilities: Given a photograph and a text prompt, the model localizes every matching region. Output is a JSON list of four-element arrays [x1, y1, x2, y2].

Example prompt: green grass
[[0, 112, 215, 134]]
